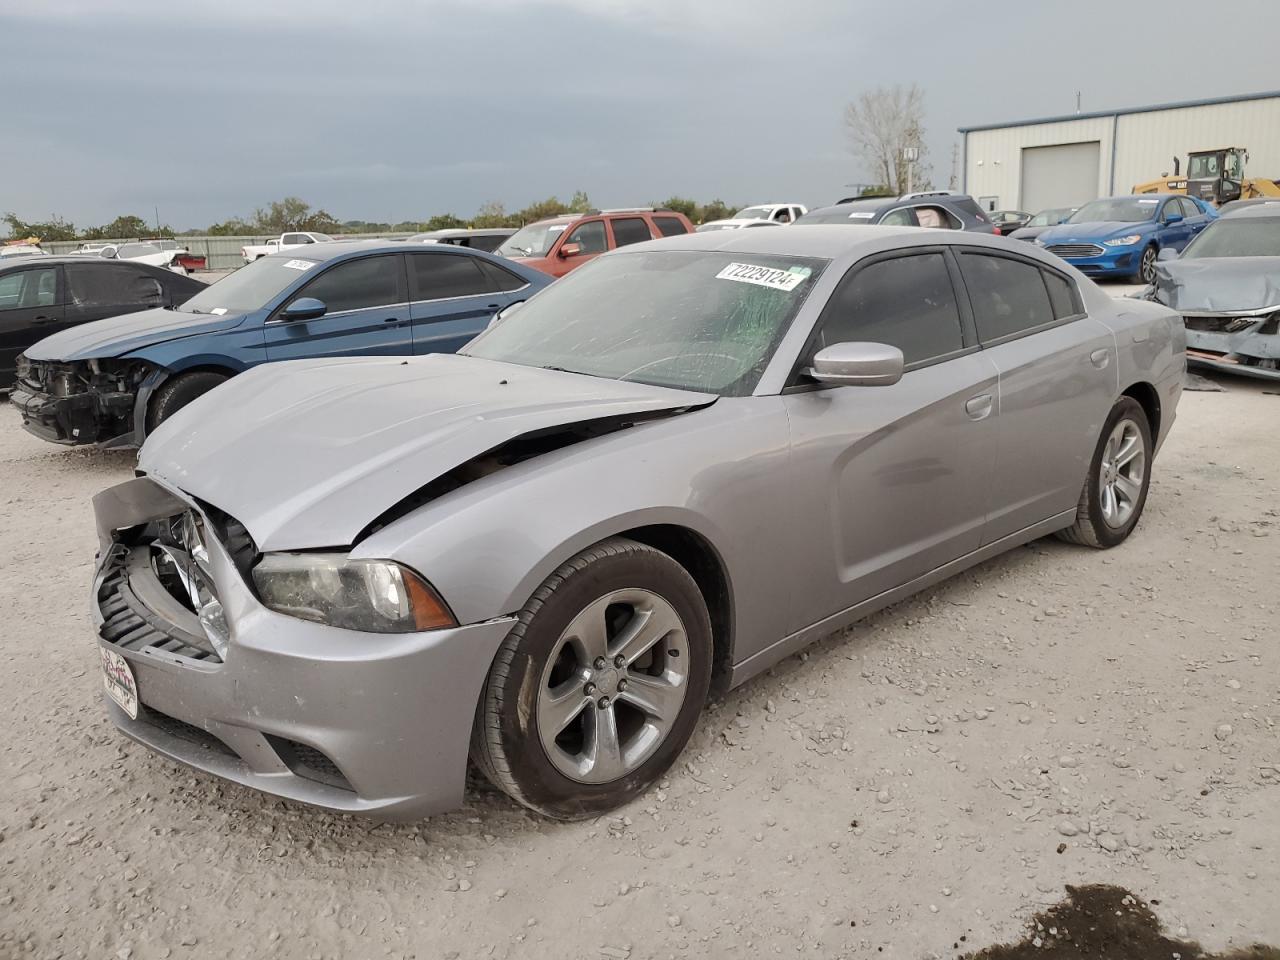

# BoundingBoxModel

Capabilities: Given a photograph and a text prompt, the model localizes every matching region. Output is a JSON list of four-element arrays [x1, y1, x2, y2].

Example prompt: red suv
[[495, 208, 695, 278]]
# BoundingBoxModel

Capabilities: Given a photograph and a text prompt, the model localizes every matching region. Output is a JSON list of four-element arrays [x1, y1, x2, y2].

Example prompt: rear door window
[[409, 253, 494, 301], [958, 252, 1056, 342], [295, 255, 402, 313], [610, 217, 654, 248], [816, 251, 965, 365], [653, 216, 689, 237], [473, 259, 528, 293], [879, 207, 917, 227]]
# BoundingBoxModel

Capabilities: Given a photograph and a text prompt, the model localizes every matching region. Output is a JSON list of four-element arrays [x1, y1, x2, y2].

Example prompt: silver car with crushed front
[[92, 226, 1185, 820]]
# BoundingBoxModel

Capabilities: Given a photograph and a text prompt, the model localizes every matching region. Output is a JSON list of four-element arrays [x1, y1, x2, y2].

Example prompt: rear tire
[[472, 537, 712, 820], [1056, 397, 1152, 549], [146, 371, 228, 432]]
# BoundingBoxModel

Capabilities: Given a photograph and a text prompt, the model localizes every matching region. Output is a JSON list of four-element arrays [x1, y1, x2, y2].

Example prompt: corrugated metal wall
[[963, 95, 1280, 212], [41, 234, 417, 271]]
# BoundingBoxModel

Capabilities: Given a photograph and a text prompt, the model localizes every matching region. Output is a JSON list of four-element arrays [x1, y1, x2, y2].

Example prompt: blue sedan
[[1036, 194, 1217, 283], [12, 241, 553, 447]]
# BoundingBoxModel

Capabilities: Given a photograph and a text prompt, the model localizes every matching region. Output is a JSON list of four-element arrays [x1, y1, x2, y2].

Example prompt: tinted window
[[1043, 270, 1080, 319], [959, 253, 1054, 342], [469, 234, 509, 252], [566, 221, 607, 253], [409, 254, 490, 301], [0, 267, 57, 310], [296, 256, 400, 313], [818, 253, 963, 365], [653, 216, 688, 237], [66, 264, 154, 307], [474, 259, 527, 292], [611, 218, 653, 248]]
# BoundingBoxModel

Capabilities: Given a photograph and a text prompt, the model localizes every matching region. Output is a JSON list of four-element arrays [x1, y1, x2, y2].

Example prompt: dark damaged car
[[11, 241, 551, 446], [1148, 204, 1280, 380]]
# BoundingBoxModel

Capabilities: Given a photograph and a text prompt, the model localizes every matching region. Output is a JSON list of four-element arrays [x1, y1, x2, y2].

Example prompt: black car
[[1008, 206, 1079, 243], [989, 210, 1032, 235], [0, 257, 204, 391], [796, 191, 1000, 234]]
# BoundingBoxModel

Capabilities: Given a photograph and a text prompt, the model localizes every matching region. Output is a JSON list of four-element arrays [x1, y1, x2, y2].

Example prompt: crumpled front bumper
[[92, 476, 516, 820], [10, 381, 136, 446], [1184, 317, 1280, 380]]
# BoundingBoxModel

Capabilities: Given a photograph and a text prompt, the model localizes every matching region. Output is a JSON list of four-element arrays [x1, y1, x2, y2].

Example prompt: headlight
[[1103, 235, 1143, 247], [251, 553, 456, 633]]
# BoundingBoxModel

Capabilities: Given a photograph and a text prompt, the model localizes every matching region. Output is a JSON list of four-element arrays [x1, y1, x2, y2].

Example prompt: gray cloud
[[2, 0, 1278, 230]]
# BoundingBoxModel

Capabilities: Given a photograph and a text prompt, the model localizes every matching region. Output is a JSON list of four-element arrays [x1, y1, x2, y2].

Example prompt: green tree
[[697, 199, 733, 223], [81, 215, 153, 241], [252, 197, 341, 234], [472, 201, 513, 229], [3, 213, 77, 242], [658, 196, 698, 220], [567, 190, 593, 213], [515, 196, 571, 224], [207, 218, 256, 236], [422, 213, 467, 231]]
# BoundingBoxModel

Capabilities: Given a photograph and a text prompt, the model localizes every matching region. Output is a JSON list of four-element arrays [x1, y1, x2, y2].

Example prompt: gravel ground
[[2, 352, 1277, 959]]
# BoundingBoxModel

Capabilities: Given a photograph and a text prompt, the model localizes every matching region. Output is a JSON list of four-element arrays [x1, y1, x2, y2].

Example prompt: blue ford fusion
[[12, 241, 551, 447], [1036, 194, 1216, 283]]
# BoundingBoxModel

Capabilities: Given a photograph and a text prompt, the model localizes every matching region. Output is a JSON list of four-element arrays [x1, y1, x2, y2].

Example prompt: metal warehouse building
[[959, 90, 1280, 213]]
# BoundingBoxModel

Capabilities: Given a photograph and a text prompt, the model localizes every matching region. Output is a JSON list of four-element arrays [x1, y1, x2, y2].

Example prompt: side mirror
[[1157, 248, 1178, 262], [280, 297, 327, 322], [1164, 214, 1184, 225], [809, 342, 905, 387], [558, 243, 582, 259]]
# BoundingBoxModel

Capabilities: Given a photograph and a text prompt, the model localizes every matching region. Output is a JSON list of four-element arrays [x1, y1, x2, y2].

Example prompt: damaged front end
[[1182, 309, 1280, 379], [10, 355, 156, 445]]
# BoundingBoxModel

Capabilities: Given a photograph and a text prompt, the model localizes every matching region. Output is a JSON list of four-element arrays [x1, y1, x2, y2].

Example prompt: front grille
[[97, 553, 221, 662], [1047, 243, 1104, 258]]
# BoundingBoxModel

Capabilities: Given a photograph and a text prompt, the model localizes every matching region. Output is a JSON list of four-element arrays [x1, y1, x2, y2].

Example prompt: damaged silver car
[[1150, 204, 1280, 380], [92, 227, 1184, 821]]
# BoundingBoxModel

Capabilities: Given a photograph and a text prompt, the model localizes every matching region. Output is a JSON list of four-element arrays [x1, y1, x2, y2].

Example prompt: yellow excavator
[[1133, 147, 1280, 204]]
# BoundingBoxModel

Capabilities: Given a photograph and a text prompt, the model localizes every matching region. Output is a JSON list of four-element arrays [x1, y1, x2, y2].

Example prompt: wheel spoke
[[1115, 432, 1142, 467], [562, 597, 610, 662], [583, 705, 626, 781], [618, 672, 684, 722], [610, 602, 681, 667], [541, 679, 590, 736], [1114, 472, 1141, 504], [1101, 483, 1117, 521]]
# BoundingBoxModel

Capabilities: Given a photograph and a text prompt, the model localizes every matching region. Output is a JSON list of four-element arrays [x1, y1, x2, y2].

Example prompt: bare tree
[[844, 84, 932, 195]]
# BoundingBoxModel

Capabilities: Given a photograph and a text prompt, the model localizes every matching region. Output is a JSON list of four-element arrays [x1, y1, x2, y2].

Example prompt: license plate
[[100, 646, 139, 720]]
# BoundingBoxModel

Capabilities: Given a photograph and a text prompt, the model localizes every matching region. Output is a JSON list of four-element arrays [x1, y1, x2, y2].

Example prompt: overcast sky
[[2, 0, 1278, 231]]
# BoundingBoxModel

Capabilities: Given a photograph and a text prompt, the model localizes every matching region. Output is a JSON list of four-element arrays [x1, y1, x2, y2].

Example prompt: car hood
[[23, 307, 247, 362], [139, 352, 716, 552], [1153, 256, 1280, 313], [1009, 225, 1051, 241], [1039, 221, 1153, 244]]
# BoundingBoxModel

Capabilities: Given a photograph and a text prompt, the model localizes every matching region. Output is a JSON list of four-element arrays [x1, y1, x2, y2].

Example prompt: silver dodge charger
[[91, 226, 1185, 820]]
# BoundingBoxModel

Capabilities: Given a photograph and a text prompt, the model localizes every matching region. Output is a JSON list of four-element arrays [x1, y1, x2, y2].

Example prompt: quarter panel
[[355, 399, 796, 669]]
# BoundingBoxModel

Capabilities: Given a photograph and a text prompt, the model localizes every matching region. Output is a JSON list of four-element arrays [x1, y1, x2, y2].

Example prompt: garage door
[[1020, 141, 1100, 212]]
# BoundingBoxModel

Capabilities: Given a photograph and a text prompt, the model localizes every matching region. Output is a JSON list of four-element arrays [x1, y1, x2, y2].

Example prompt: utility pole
[[1075, 91, 1082, 114], [902, 146, 919, 195], [949, 142, 959, 191]]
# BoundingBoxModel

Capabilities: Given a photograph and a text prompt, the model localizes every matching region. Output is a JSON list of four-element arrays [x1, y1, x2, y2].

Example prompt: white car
[[240, 232, 334, 264], [0, 243, 48, 258], [733, 203, 808, 224], [98, 242, 186, 274], [695, 219, 784, 233]]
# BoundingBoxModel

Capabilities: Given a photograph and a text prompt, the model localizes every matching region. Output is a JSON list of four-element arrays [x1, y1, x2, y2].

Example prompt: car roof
[[1219, 204, 1280, 220], [259, 239, 501, 262], [0, 254, 166, 268], [638, 223, 941, 258]]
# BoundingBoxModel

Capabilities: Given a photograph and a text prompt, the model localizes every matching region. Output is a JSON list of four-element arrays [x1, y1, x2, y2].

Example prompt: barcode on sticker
[[283, 259, 316, 270], [715, 262, 806, 292]]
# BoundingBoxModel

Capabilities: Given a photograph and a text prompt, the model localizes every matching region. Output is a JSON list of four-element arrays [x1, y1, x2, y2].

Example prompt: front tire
[[145, 371, 229, 432], [1136, 244, 1158, 284], [472, 537, 712, 820], [1056, 397, 1152, 548]]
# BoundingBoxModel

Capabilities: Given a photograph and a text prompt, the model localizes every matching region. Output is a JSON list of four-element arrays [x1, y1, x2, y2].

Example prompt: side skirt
[[727, 509, 1076, 688]]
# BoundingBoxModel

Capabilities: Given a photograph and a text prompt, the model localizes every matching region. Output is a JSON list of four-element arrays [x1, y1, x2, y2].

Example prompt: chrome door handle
[[1090, 348, 1110, 368], [965, 394, 994, 421]]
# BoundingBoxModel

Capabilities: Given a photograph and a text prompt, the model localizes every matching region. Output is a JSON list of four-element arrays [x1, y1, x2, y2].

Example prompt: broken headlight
[[251, 553, 456, 633]]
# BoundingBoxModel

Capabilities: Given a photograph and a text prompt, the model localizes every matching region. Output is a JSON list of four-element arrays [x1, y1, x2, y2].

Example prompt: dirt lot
[[1, 366, 1277, 960]]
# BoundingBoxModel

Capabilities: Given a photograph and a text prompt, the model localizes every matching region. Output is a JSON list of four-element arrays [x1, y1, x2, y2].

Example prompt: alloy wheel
[[536, 588, 690, 784], [1140, 247, 1157, 284], [1098, 418, 1146, 529]]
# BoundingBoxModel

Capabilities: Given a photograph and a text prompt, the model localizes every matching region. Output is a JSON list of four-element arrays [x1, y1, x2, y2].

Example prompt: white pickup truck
[[240, 231, 333, 264]]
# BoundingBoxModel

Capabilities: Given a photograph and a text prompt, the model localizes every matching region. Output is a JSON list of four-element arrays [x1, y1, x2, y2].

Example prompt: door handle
[[965, 394, 994, 421], [1090, 348, 1110, 368], [383, 317, 401, 323], [31, 315, 54, 324]]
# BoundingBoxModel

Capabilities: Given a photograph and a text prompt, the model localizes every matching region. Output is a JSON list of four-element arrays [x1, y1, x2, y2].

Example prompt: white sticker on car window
[[847, 212, 875, 219], [1137, 199, 1158, 204], [715, 262, 807, 292], [210, 307, 228, 315], [283, 259, 316, 270]]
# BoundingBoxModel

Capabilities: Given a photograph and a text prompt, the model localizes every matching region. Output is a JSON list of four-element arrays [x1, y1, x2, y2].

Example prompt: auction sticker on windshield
[[283, 259, 316, 271], [716, 262, 807, 292], [100, 646, 138, 720]]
